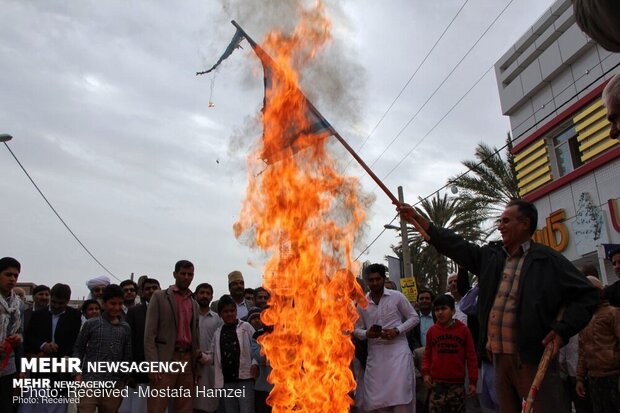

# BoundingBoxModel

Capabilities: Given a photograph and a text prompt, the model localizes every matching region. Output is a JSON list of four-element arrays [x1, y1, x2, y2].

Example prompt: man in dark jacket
[[23, 283, 82, 413], [399, 199, 599, 413], [125, 277, 160, 413]]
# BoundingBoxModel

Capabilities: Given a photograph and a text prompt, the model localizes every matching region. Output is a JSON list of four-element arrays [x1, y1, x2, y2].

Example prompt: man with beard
[[86, 275, 110, 304], [211, 271, 253, 320], [23, 284, 50, 331], [124, 278, 160, 413], [194, 283, 222, 413], [354, 263, 419, 413], [145, 261, 200, 413]]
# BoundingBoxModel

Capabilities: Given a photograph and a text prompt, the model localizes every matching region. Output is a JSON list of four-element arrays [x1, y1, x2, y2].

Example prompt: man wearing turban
[[86, 275, 111, 304]]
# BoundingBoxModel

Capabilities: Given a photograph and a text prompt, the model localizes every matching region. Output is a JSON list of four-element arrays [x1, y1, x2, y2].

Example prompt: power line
[[3, 142, 121, 281], [385, 54, 620, 181], [383, 66, 493, 180], [355, 60, 620, 260], [365, 0, 515, 172], [347, 0, 470, 166]]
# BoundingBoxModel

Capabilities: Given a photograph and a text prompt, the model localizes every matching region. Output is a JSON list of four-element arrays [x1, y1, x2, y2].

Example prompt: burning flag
[[198, 3, 427, 411], [202, 3, 369, 411], [198, 21, 335, 164], [196, 26, 245, 75]]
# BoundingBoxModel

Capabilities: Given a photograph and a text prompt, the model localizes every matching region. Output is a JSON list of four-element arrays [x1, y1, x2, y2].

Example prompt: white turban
[[86, 275, 111, 291]]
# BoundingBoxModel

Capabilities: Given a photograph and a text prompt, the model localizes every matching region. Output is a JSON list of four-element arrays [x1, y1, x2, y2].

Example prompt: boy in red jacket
[[422, 294, 478, 413]]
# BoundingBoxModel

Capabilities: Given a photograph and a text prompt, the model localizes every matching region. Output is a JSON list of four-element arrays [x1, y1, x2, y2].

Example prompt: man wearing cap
[[86, 275, 111, 304], [210, 271, 253, 320], [144, 260, 200, 413]]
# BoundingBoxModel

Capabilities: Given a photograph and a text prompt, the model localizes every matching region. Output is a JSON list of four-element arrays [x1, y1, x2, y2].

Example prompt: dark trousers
[[0, 373, 15, 413], [493, 354, 569, 413], [589, 375, 620, 413], [565, 376, 591, 413], [255, 390, 271, 413]]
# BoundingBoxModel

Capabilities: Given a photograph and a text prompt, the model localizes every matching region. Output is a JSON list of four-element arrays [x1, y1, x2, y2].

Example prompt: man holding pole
[[398, 199, 599, 413]]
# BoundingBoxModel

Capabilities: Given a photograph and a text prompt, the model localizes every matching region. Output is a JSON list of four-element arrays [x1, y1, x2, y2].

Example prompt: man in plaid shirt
[[399, 199, 599, 413]]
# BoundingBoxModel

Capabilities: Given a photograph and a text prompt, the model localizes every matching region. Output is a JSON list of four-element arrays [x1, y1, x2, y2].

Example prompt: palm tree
[[447, 134, 520, 236], [392, 192, 486, 294]]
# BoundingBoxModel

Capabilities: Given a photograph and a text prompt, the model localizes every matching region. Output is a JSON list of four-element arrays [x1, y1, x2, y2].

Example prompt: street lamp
[[384, 224, 400, 231], [0, 134, 13, 142]]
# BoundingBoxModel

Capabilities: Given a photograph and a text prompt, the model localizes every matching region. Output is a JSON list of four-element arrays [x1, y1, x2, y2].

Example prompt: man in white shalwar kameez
[[354, 263, 420, 413]]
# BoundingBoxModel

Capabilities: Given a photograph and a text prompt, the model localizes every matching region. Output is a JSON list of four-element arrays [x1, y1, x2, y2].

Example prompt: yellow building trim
[[576, 118, 609, 141], [514, 139, 546, 163], [519, 173, 552, 196], [573, 99, 603, 123], [515, 147, 548, 172], [575, 107, 607, 133], [516, 156, 550, 180], [579, 128, 612, 152], [518, 165, 551, 187], [581, 139, 619, 161]]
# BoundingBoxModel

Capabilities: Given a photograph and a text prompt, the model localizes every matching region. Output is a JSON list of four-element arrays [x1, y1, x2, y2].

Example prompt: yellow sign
[[400, 277, 418, 302], [532, 209, 569, 252]]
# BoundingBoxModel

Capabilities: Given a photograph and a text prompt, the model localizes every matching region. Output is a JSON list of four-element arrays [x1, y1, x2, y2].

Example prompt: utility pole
[[398, 186, 413, 279]]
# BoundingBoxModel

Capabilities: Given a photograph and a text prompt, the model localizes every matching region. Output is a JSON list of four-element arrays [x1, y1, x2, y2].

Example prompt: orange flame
[[233, 2, 368, 411]]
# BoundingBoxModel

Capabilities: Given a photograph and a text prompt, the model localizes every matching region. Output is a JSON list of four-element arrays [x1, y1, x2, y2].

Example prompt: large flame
[[233, 2, 368, 412]]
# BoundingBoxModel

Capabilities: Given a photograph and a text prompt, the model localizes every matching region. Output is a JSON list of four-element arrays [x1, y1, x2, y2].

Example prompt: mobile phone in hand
[[370, 324, 382, 333]]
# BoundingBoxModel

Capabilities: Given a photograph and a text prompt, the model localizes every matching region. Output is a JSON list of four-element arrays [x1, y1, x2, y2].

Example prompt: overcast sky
[[0, 0, 556, 299]]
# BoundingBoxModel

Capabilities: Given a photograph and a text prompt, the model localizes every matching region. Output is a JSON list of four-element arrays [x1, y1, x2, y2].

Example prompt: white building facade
[[494, 0, 620, 284]]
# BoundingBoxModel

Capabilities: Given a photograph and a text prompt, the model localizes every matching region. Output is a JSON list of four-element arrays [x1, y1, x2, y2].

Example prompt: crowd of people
[[1, 70, 619, 413], [1, 201, 619, 413], [0, 261, 274, 413]]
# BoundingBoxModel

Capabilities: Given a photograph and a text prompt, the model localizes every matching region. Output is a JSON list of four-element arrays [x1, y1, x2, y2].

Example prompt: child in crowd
[[249, 307, 274, 413], [73, 284, 131, 413], [206, 295, 259, 413], [80, 299, 101, 321], [576, 276, 620, 413], [422, 294, 477, 413]]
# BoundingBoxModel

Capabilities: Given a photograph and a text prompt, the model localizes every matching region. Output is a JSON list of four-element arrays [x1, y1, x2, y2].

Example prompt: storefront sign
[[532, 209, 569, 252], [399, 277, 418, 302]]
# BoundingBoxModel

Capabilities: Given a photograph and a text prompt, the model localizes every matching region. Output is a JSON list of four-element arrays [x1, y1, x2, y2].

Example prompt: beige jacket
[[576, 301, 620, 380], [144, 286, 200, 374]]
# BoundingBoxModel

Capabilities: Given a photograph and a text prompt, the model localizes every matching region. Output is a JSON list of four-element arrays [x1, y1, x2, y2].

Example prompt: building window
[[552, 124, 583, 177]]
